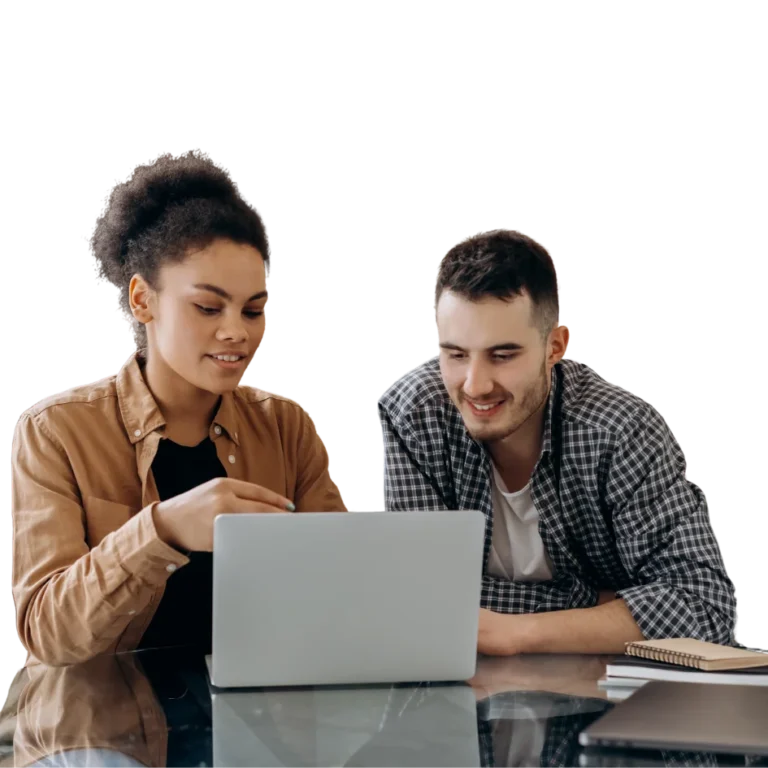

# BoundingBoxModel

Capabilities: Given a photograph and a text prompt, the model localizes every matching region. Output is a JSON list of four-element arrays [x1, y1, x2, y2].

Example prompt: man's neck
[[487, 435, 542, 490], [487, 391, 549, 493]]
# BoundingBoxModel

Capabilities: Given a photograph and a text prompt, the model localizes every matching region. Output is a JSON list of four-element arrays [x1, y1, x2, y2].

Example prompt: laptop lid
[[211, 510, 485, 688], [579, 680, 768, 756]]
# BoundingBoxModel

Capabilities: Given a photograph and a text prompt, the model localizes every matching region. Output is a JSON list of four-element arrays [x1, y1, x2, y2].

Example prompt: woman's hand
[[153, 477, 295, 552]]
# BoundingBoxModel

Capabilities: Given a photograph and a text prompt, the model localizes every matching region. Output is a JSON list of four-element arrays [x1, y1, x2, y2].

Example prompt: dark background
[[5, 141, 768, 669]]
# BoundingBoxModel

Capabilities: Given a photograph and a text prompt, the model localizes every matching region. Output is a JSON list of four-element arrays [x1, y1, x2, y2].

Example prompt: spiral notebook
[[624, 638, 768, 671]]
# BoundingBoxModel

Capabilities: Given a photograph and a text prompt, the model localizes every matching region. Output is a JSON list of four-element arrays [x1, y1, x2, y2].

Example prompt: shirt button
[[134, 429, 141, 437], [166, 564, 177, 573], [228, 455, 236, 464], [214, 425, 222, 435]]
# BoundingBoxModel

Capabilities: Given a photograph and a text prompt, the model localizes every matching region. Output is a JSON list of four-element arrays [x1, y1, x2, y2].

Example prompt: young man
[[378, 230, 736, 656]]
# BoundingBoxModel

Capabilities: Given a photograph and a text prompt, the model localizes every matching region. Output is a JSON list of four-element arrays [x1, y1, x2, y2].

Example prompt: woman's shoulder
[[233, 384, 306, 417], [17, 374, 120, 433]]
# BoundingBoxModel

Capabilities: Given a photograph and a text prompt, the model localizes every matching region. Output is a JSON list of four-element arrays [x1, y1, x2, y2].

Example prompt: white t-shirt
[[487, 464, 555, 582]]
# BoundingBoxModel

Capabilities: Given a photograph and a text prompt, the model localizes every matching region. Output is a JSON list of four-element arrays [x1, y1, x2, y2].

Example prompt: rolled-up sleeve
[[606, 405, 737, 644], [12, 412, 187, 666]]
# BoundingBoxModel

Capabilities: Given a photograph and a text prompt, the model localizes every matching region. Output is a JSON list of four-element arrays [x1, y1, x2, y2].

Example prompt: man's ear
[[548, 323, 571, 365]]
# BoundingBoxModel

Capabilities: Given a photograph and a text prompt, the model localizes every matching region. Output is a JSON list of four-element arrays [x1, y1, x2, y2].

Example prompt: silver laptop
[[207, 510, 485, 688], [579, 680, 768, 756]]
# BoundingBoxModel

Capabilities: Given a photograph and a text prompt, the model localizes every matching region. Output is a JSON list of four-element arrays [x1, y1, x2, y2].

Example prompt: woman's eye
[[243, 310, 264, 319], [195, 304, 264, 319]]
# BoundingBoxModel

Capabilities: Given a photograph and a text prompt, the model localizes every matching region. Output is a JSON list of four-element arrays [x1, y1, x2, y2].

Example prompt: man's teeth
[[472, 402, 501, 411], [213, 355, 242, 362]]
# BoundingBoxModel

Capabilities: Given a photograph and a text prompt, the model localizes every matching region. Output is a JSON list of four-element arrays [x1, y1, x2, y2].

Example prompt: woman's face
[[138, 238, 268, 395]]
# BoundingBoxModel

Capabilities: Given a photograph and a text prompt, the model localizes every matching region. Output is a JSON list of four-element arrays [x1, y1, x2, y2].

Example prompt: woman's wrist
[[151, 500, 179, 549]]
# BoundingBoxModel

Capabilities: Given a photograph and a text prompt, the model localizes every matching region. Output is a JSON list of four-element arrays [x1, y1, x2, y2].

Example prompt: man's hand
[[477, 608, 525, 656]]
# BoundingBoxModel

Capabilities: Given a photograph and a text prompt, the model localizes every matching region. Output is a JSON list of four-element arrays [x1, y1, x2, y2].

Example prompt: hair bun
[[89, 150, 269, 352], [131, 156, 239, 241]]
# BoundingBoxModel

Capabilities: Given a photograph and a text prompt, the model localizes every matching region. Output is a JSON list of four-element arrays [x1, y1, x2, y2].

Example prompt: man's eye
[[448, 352, 514, 363], [449, 353, 466, 361]]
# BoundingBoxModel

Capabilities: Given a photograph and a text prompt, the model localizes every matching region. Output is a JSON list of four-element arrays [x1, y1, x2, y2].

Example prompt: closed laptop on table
[[579, 680, 768, 756]]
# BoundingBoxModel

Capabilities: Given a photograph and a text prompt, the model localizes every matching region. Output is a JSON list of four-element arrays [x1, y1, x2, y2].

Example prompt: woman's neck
[[141, 351, 221, 446]]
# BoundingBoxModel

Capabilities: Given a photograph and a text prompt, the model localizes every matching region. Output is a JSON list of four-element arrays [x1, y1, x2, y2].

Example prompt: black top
[[137, 437, 226, 653]]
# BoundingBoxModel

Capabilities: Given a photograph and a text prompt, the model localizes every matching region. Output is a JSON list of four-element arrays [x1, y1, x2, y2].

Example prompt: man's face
[[143, 238, 268, 395], [437, 290, 552, 443]]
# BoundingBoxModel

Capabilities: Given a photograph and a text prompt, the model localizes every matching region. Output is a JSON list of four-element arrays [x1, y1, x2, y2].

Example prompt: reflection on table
[[0, 649, 765, 767]]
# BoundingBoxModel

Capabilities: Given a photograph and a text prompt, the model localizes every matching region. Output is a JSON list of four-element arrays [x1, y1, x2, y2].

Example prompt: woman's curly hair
[[91, 150, 269, 351]]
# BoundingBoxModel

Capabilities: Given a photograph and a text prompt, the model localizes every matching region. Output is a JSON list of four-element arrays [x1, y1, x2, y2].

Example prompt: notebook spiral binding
[[626, 644, 704, 668]]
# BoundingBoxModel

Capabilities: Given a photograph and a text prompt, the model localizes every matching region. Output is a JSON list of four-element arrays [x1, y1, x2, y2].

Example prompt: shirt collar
[[116, 353, 240, 446], [212, 389, 240, 446], [540, 362, 561, 459]]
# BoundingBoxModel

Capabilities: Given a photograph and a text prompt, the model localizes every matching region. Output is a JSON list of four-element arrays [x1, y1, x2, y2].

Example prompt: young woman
[[11, 152, 346, 666]]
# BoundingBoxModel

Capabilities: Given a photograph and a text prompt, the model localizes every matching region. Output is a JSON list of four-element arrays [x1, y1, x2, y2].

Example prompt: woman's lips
[[206, 355, 245, 371]]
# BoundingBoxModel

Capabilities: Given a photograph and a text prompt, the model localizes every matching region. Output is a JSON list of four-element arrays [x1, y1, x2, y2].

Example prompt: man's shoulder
[[378, 357, 451, 426], [560, 359, 654, 437]]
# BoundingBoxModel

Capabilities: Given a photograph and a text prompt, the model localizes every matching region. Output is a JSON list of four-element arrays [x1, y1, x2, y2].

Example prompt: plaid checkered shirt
[[378, 357, 737, 644]]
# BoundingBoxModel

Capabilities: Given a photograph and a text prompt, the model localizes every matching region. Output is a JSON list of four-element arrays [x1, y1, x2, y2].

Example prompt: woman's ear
[[129, 274, 154, 325]]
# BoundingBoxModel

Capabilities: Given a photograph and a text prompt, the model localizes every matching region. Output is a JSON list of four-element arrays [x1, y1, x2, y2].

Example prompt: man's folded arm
[[607, 405, 737, 644]]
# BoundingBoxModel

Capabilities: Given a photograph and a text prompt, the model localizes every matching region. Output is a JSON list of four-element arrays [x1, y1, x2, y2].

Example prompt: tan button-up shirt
[[11, 355, 346, 667]]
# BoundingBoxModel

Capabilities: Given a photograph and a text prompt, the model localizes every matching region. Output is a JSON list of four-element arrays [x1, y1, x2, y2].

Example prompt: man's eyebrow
[[439, 342, 523, 352], [193, 284, 268, 302]]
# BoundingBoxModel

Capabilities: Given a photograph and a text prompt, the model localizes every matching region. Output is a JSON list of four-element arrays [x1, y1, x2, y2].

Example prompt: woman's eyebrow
[[193, 283, 268, 302]]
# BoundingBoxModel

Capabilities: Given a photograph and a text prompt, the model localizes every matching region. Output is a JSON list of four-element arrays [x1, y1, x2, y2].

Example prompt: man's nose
[[463, 360, 495, 399]]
